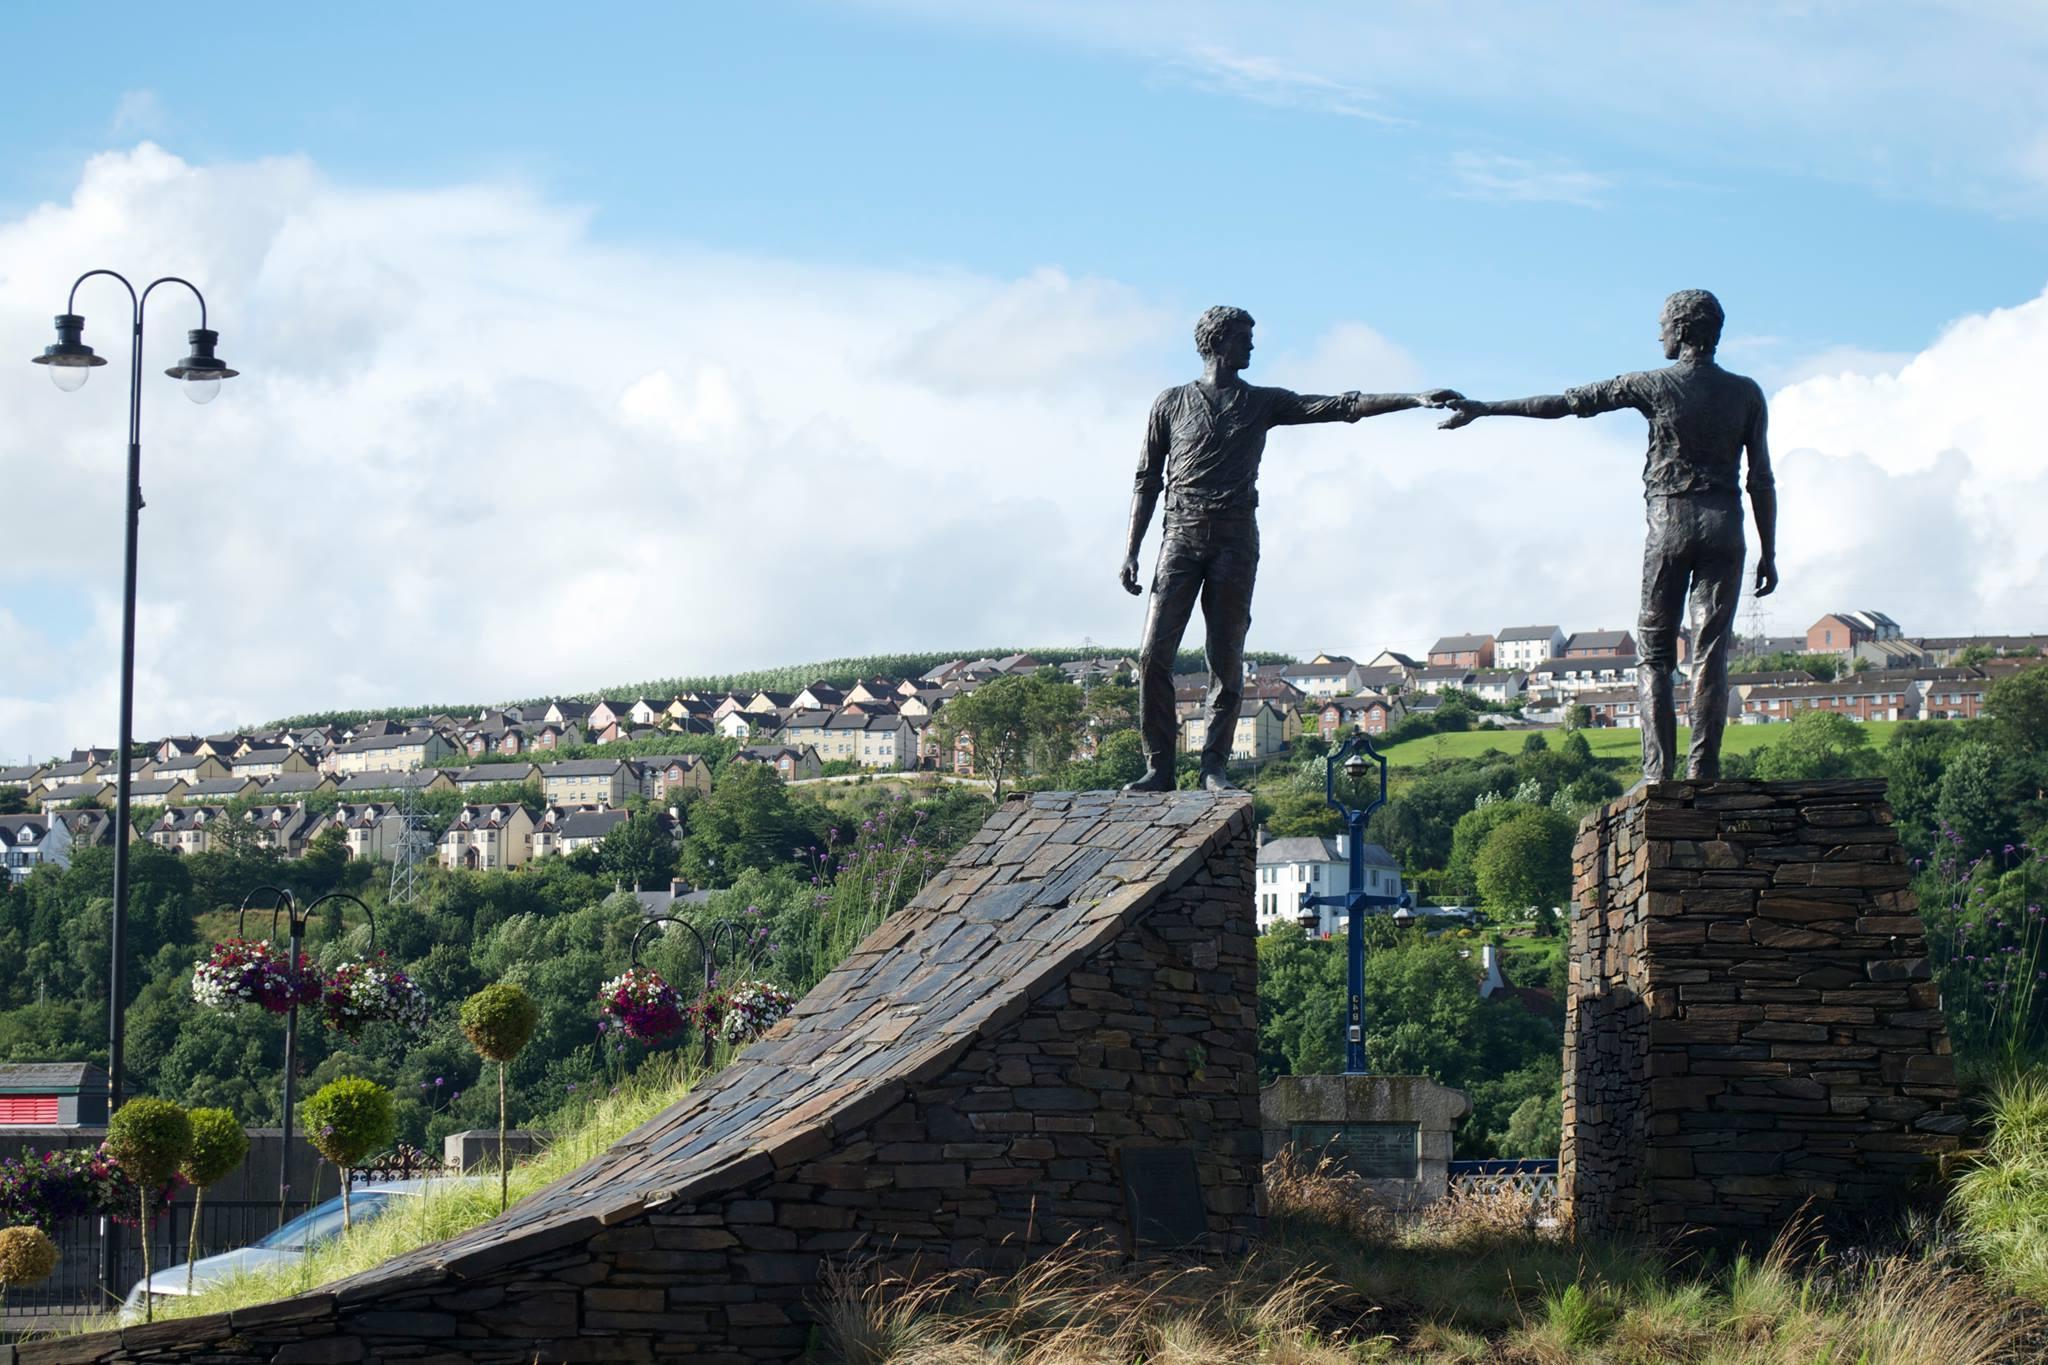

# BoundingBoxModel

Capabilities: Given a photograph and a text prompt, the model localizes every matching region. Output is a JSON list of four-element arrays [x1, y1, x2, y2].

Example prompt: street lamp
[[1298, 736, 1395, 1074], [629, 915, 765, 1067], [35, 271, 237, 1301], [236, 887, 376, 1227]]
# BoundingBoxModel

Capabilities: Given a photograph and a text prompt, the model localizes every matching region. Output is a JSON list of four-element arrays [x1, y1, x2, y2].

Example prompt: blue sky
[[4, 3, 2040, 388], [3, 3, 2048, 754]]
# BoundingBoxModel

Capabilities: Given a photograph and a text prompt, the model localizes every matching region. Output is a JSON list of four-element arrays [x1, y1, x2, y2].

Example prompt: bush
[[180, 1108, 249, 1190], [0, 1225, 59, 1287], [105, 1098, 193, 1189], [301, 1078, 397, 1169], [460, 983, 540, 1062]]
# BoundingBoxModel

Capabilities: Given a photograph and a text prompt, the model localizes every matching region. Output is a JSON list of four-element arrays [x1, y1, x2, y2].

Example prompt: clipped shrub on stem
[[0, 1224, 60, 1314], [179, 1108, 249, 1293], [300, 1078, 397, 1231], [460, 983, 540, 1211], [104, 1098, 192, 1322]]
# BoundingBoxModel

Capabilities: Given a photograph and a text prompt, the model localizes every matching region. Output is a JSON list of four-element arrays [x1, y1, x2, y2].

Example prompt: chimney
[[670, 877, 688, 898], [1334, 832, 1349, 859]]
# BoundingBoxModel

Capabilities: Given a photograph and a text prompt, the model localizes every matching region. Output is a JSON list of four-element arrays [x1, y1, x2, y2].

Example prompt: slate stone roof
[[1497, 625, 1561, 642], [327, 788, 1252, 1293]]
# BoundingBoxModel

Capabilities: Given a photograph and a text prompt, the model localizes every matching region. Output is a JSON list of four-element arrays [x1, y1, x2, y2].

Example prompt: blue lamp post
[[1298, 734, 1396, 1074]]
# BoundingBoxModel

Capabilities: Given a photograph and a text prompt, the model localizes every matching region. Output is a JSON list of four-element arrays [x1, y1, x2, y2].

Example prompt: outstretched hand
[[1754, 557, 1779, 598], [1418, 388, 1464, 407], [1437, 399, 1485, 431]]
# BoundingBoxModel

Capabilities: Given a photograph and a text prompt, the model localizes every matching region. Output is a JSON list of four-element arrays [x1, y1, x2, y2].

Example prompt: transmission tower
[[1741, 595, 1773, 657], [388, 778, 435, 906]]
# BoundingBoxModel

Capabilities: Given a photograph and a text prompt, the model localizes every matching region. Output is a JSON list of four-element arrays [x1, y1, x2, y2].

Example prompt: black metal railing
[[1, 1198, 278, 1321]]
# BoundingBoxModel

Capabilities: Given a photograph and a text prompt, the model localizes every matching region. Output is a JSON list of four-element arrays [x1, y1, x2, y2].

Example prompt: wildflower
[[434, 1076, 444, 1086]]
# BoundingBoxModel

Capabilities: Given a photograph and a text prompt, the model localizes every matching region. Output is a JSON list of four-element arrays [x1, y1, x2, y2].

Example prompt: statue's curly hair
[[1194, 305, 1255, 359], [1662, 289, 1725, 353]]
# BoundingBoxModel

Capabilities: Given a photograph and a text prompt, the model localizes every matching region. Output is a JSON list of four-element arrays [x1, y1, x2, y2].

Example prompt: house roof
[[558, 808, 631, 840], [0, 815, 51, 845], [1281, 660, 1357, 679], [259, 774, 332, 794], [538, 759, 628, 778], [1564, 630, 1634, 652], [233, 748, 295, 766], [41, 783, 107, 801], [0, 1063, 107, 1094], [337, 731, 437, 753], [1257, 835, 1398, 869], [1535, 654, 1640, 673], [1496, 625, 1561, 642], [450, 765, 538, 785], [735, 746, 806, 763], [0, 765, 43, 784], [126, 779, 188, 796], [183, 778, 259, 797], [1429, 634, 1493, 654]]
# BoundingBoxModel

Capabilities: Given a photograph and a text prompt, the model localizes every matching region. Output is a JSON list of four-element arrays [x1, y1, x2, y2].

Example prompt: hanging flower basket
[[191, 938, 319, 1016], [598, 967, 685, 1042], [717, 981, 795, 1044], [323, 954, 430, 1035]]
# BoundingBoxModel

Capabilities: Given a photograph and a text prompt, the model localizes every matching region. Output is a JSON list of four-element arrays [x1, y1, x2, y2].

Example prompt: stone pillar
[[1261, 1074, 1470, 1209], [1562, 780, 1965, 1244]]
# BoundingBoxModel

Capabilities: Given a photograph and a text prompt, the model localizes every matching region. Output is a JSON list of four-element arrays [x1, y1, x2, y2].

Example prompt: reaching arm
[[1121, 396, 1169, 595], [1747, 388, 1778, 596], [1437, 394, 1572, 428], [1270, 389, 1463, 425]]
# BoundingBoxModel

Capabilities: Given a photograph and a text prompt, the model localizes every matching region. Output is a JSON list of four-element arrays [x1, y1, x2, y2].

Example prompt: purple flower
[[435, 1076, 444, 1086], [566, 1083, 577, 1093]]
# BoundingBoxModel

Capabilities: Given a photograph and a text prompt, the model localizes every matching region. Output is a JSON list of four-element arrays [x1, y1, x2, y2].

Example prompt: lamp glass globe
[[181, 376, 221, 405], [49, 364, 89, 392]]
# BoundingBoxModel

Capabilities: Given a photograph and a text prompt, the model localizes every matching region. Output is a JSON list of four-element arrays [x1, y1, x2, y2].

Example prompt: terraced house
[[438, 803, 536, 871], [330, 729, 454, 775], [539, 758, 631, 809]]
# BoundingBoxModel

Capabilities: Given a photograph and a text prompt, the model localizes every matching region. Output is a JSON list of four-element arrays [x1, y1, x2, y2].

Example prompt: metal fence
[[1448, 1157, 1560, 1218], [3, 1148, 451, 1323], [2, 1198, 278, 1320]]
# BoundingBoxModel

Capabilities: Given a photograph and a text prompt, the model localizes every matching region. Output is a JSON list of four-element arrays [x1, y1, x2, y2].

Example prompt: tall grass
[[1954, 1068, 2048, 1303]]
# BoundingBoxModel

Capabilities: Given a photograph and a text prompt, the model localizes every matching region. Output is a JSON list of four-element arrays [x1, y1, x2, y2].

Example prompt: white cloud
[[110, 90, 166, 139], [1447, 153, 1609, 208], [2, 146, 2044, 760], [1162, 45, 1406, 124]]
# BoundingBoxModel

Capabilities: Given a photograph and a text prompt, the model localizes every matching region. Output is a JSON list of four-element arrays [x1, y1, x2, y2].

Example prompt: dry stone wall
[[1561, 779, 1966, 1243], [18, 790, 1259, 1365]]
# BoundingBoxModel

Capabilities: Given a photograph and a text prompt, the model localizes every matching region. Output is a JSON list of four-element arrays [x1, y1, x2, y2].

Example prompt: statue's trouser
[[1137, 510, 1259, 774], [1638, 493, 1745, 781]]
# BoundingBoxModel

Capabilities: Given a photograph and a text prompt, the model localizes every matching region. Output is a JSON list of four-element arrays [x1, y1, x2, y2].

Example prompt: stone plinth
[[1262, 1073, 1469, 1209], [31, 790, 1261, 1364], [1561, 780, 1965, 1244]]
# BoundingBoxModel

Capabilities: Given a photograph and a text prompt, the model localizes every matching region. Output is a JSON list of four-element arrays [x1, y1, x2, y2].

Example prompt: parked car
[[121, 1178, 477, 1320]]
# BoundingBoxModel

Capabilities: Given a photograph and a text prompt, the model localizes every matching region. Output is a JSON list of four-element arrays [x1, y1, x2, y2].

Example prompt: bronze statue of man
[[1122, 305, 1458, 792], [1440, 288, 1778, 781]]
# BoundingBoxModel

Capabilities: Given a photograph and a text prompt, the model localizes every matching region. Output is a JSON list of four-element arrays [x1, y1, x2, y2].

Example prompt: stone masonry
[[1561, 779, 1966, 1243], [20, 790, 1260, 1364]]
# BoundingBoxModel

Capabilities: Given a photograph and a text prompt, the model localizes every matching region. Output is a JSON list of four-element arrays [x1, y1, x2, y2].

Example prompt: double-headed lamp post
[[1297, 735, 1395, 1075], [32, 273, 239, 1101], [34, 271, 238, 1301]]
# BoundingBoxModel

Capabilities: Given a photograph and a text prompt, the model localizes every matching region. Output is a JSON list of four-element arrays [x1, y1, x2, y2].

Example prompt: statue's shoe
[[1199, 766, 1236, 792], [1123, 769, 1176, 792]]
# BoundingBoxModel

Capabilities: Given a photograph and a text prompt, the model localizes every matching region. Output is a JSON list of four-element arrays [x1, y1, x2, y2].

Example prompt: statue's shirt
[[1134, 381, 1354, 518], [1565, 358, 1773, 500]]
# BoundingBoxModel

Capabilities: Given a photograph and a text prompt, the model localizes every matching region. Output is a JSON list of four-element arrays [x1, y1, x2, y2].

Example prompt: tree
[[1751, 710, 1875, 781], [679, 763, 816, 886], [104, 1097, 191, 1319], [597, 811, 680, 890], [300, 1078, 397, 1229], [1564, 703, 1592, 731], [1474, 807, 1575, 928], [1447, 800, 1536, 900], [933, 673, 1085, 799], [179, 1108, 249, 1292], [1256, 923, 1347, 1079], [1936, 741, 2024, 855], [460, 983, 540, 1211], [1986, 664, 2048, 756]]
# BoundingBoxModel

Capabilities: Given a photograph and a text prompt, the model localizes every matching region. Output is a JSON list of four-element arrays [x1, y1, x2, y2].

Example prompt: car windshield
[[257, 1192, 394, 1250]]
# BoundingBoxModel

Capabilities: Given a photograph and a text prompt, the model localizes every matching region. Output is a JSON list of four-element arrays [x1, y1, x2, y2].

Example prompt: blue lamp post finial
[[1299, 734, 1395, 1074]]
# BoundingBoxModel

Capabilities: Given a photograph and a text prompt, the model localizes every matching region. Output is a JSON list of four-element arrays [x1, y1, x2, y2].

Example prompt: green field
[[1375, 720, 1902, 769]]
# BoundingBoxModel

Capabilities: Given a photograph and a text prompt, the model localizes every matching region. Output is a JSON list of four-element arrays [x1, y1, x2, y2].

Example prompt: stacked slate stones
[[31, 790, 1261, 1365], [1562, 779, 1967, 1244]]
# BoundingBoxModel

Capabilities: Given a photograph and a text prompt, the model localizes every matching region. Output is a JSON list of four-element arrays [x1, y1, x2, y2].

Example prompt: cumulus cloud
[[2, 145, 2044, 759]]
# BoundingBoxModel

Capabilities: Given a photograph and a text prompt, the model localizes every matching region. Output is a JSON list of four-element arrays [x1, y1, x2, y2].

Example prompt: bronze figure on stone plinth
[[1122, 306, 1459, 792], [1439, 289, 1778, 782]]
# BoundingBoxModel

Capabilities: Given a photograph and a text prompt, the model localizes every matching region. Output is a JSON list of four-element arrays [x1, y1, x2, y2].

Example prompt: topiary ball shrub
[[105, 1098, 193, 1190], [300, 1078, 398, 1169], [0, 1225, 59, 1287], [461, 983, 540, 1062], [180, 1108, 249, 1190]]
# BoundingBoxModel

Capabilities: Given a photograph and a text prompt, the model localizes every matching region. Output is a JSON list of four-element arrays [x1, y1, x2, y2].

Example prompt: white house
[[1495, 626, 1565, 674], [1254, 834, 1404, 936]]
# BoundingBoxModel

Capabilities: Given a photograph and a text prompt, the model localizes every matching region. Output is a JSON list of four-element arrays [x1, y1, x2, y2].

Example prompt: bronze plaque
[[1292, 1122, 1419, 1180], [1119, 1146, 1206, 1248]]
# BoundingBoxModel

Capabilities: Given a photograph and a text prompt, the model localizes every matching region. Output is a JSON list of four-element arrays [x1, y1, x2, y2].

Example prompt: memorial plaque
[[1119, 1146, 1207, 1248], [1292, 1122, 1419, 1180]]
